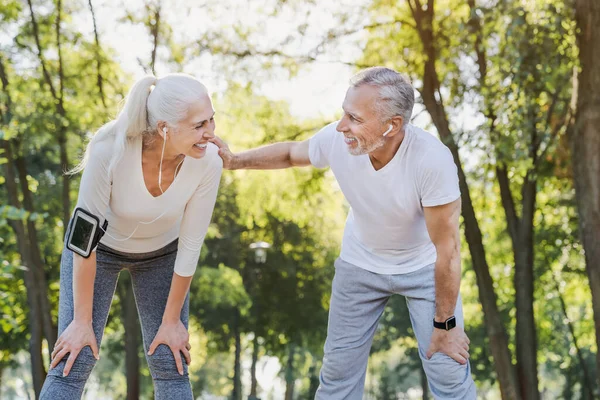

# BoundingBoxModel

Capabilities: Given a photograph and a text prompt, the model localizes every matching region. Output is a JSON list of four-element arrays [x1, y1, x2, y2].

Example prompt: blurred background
[[0, 0, 598, 399]]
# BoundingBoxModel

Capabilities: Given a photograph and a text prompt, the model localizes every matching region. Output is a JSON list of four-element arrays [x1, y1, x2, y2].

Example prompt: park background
[[0, 0, 599, 399]]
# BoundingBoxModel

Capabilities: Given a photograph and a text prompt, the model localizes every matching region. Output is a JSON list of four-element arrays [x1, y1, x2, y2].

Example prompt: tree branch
[[88, 0, 106, 108], [56, 0, 64, 108], [26, 0, 58, 101], [537, 115, 572, 168], [150, 3, 161, 75], [496, 165, 520, 243], [0, 54, 12, 120]]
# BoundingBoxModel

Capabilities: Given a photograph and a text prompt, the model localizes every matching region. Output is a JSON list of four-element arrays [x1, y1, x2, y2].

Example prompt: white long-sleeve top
[[75, 135, 223, 277]]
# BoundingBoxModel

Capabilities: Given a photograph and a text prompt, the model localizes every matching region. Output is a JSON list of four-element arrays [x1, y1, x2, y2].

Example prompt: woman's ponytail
[[69, 75, 157, 175]]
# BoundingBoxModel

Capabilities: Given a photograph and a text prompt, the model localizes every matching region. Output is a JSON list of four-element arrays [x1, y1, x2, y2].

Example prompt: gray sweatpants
[[316, 258, 477, 400], [40, 240, 193, 400]]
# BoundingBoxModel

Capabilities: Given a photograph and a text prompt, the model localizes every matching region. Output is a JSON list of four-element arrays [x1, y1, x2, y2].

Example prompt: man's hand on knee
[[426, 327, 470, 365]]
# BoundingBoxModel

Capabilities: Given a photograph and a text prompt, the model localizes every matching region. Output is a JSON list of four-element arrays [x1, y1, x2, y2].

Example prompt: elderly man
[[210, 67, 476, 399]]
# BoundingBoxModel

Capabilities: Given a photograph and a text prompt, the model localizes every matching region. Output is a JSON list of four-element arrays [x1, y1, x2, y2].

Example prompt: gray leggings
[[40, 240, 193, 400]]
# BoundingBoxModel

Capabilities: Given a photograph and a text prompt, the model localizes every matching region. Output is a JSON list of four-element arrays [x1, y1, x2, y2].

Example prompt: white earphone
[[158, 127, 167, 193], [158, 126, 184, 195], [382, 124, 393, 137]]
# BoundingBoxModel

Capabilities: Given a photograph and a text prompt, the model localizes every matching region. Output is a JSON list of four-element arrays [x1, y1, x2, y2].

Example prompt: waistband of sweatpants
[[96, 238, 179, 260]]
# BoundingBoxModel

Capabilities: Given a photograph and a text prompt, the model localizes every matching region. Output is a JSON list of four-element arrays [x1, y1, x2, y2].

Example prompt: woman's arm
[[73, 253, 97, 323], [162, 274, 193, 323], [51, 140, 113, 375]]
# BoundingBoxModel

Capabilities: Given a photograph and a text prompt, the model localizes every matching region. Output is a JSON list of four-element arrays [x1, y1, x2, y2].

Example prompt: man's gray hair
[[349, 67, 414, 126]]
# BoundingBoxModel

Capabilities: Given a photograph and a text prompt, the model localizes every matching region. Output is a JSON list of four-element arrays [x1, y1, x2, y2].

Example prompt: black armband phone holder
[[66, 207, 108, 258]]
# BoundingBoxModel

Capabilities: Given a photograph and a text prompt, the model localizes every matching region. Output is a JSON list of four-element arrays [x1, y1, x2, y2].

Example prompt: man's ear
[[385, 116, 405, 138]]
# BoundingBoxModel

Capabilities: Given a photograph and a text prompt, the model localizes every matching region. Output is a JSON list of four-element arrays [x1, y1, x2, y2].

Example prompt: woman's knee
[[146, 344, 188, 380], [48, 346, 98, 380], [40, 348, 98, 399]]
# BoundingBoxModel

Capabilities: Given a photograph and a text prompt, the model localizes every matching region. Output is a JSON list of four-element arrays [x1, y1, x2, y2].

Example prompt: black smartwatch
[[433, 316, 457, 331]]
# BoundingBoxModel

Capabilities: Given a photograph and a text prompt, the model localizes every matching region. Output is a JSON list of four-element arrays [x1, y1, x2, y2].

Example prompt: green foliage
[[0, 0, 597, 398]]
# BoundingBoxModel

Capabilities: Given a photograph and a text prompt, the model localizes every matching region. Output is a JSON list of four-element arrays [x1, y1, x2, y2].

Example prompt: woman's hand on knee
[[51, 320, 100, 376], [147, 319, 191, 376]]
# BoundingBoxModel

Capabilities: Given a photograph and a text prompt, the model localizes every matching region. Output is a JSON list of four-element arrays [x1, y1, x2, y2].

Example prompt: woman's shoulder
[[84, 134, 118, 172]]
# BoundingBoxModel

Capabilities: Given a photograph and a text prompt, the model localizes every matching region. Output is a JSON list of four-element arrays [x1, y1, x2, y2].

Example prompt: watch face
[[447, 317, 457, 330]]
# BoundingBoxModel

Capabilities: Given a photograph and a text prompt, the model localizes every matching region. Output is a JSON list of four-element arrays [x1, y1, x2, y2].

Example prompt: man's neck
[[368, 128, 406, 171]]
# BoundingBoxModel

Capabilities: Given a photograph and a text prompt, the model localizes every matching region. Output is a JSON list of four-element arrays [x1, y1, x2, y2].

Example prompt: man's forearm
[[73, 253, 97, 322], [434, 248, 461, 321], [162, 273, 193, 323], [232, 142, 296, 170]]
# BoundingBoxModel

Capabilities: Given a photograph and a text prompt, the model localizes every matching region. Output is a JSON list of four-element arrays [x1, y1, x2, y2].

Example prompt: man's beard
[[348, 135, 386, 156]]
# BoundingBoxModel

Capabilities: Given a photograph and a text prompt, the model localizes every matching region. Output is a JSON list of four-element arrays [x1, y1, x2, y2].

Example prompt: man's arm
[[423, 198, 470, 365], [209, 136, 311, 170], [424, 198, 462, 321]]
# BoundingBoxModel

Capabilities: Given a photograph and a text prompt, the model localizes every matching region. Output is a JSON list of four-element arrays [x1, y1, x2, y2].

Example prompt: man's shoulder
[[310, 121, 343, 152], [407, 124, 452, 158], [313, 121, 340, 140]]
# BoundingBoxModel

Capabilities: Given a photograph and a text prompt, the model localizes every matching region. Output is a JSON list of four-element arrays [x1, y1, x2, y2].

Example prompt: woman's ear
[[157, 122, 168, 139]]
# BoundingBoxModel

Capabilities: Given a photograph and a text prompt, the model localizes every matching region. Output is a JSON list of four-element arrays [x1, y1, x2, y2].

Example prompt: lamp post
[[248, 241, 270, 400], [249, 241, 271, 264]]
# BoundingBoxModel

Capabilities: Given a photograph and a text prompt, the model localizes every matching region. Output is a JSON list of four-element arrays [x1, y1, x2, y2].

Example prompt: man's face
[[336, 85, 387, 156]]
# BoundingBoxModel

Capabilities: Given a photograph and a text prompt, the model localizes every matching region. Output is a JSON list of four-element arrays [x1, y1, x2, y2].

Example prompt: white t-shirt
[[75, 136, 223, 277], [308, 122, 460, 275]]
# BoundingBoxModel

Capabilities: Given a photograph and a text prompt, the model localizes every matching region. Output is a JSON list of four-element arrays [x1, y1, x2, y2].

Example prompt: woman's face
[[167, 94, 216, 159]]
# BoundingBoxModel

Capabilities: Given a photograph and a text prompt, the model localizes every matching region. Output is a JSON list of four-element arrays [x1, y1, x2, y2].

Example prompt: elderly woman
[[40, 73, 223, 400]]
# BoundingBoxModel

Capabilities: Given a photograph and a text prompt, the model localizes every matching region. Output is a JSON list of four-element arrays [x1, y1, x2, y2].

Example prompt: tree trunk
[[250, 334, 258, 398], [87, 0, 106, 108], [149, 4, 161, 75], [0, 365, 4, 398], [59, 132, 70, 232], [0, 58, 48, 398], [573, 0, 600, 389], [284, 344, 295, 400], [119, 274, 140, 400], [308, 365, 319, 400], [27, 0, 70, 232], [513, 177, 540, 400], [26, 279, 47, 399], [468, 0, 541, 395], [407, 1, 520, 398], [56, 0, 70, 232], [421, 366, 429, 400], [551, 269, 596, 398], [15, 151, 57, 351], [1, 141, 47, 398], [232, 308, 242, 400]]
